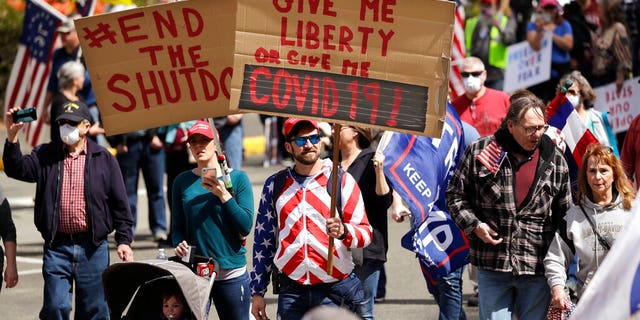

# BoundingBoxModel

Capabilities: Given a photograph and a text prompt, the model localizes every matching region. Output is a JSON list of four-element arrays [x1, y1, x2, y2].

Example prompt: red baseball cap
[[539, 0, 559, 7], [187, 120, 215, 140], [283, 118, 319, 137]]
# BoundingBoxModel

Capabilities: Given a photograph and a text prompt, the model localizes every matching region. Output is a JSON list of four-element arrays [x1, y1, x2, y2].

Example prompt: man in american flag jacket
[[446, 91, 572, 320], [250, 118, 372, 320]]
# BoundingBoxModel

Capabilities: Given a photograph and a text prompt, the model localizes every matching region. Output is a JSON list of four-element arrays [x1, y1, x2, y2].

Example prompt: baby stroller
[[102, 256, 218, 320]]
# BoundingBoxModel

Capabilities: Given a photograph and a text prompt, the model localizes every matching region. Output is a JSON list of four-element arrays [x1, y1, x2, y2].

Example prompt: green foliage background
[[0, 0, 152, 113], [0, 2, 24, 112]]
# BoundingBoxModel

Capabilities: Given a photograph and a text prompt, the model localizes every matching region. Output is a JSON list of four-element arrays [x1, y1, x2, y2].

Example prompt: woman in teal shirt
[[172, 120, 254, 320]]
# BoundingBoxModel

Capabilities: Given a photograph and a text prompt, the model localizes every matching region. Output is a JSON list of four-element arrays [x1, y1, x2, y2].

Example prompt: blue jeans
[[477, 269, 550, 320], [354, 259, 384, 319], [218, 122, 243, 169], [210, 271, 251, 320], [117, 140, 167, 235], [40, 239, 109, 320], [277, 272, 364, 320], [432, 266, 467, 320]]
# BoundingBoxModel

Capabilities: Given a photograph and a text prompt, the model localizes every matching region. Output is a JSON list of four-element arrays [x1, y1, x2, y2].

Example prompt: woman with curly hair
[[544, 144, 636, 311]]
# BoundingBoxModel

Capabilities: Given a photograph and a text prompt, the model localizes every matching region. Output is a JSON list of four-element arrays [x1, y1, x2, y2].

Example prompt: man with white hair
[[452, 56, 510, 137]]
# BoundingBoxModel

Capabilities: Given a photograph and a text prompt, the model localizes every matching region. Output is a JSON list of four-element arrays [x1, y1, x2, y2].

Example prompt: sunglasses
[[460, 71, 484, 78], [290, 134, 321, 147], [58, 120, 79, 126], [542, 5, 557, 10]]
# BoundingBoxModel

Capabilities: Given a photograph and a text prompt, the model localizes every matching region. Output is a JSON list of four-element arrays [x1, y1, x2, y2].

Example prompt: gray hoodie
[[544, 193, 631, 298]]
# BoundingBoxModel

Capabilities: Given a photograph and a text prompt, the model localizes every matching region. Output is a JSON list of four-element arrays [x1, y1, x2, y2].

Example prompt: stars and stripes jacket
[[250, 159, 372, 296], [446, 133, 571, 275]]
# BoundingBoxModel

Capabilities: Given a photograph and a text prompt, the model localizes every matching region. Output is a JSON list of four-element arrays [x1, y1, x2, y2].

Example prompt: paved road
[[0, 117, 479, 319]]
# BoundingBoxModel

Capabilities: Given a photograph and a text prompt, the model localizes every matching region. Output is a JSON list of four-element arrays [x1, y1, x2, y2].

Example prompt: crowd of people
[[2, 0, 640, 319]]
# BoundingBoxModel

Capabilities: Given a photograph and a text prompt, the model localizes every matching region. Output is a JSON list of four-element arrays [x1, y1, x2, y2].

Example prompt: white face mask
[[59, 123, 81, 145], [567, 94, 581, 108], [462, 75, 483, 93]]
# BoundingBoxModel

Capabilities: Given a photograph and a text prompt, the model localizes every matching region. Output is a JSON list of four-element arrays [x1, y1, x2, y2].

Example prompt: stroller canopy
[[103, 260, 210, 320]]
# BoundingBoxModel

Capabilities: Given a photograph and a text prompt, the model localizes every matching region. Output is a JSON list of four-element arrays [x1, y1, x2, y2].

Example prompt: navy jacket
[[3, 139, 133, 247]]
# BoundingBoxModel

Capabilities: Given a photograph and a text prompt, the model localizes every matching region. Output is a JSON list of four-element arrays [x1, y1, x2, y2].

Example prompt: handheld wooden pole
[[327, 123, 341, 275]]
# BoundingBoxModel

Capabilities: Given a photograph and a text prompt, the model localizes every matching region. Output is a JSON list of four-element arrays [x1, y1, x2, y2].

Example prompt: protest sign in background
[[76, 0, 236, 135], [231, 0, 455, 138], [503, 34, 552, 93], [593, 77, 640, 134]]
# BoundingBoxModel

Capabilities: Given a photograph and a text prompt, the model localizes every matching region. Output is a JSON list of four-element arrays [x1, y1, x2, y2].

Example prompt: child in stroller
[[161, 282, 192, 320]]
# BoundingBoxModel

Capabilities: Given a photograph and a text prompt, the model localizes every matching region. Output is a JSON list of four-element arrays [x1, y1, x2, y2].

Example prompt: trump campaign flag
[[570, 201, 640, 319], [3, 0, 65, 147], [378, 104, 469, 290], [545, 82, 600, 192]]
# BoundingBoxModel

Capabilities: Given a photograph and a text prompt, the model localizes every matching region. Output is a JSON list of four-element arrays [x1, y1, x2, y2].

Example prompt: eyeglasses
[[460, 71, 484, 78], [188, 137, 212, 146], [290, 134, 321, 147], [519, 124, 549, 135], [542, 5, 557, 10]]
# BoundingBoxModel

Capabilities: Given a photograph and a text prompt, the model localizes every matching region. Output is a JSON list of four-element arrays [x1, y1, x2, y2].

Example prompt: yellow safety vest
[[465, 16, 509, 70]]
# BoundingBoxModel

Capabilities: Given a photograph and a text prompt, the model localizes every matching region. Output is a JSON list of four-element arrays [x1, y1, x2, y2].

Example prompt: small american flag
[[449, 0, 466, 100], [3, 0, 65, 147], [477, 140, 506, 175]]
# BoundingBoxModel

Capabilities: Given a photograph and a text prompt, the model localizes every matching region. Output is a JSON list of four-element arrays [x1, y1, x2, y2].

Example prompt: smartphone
[[201, 167, 217, 179], [12, 108, 37, 123]]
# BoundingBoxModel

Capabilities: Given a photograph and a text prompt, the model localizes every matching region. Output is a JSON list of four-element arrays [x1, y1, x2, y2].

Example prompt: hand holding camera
[[5, 107, 35, 143]]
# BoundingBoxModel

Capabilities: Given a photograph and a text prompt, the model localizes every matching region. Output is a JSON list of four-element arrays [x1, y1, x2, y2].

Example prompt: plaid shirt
[[58, 144, 88, 233], [446, 134, 571, 275]]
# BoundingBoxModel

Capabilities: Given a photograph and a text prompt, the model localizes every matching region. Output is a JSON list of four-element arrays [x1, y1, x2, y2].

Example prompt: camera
[[12, 108, 37, 123]]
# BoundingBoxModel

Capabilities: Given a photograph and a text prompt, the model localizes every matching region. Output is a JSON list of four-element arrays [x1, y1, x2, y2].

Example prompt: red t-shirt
[[452, 88, 510, 137]]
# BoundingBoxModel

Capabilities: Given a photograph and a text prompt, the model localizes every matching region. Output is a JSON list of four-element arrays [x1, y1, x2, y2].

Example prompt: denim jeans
[[354, 259, 384, 320], [40, 239, 109, 320], [117, 139, 167, 235], [218, 122, 243, 170], [477, 269, 551, 320], [210, 271, 251, 320], [277, 272, 364, 320], [432, 265, 467, 320]]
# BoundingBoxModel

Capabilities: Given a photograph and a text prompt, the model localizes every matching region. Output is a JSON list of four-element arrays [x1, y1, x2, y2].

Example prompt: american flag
[[3, 0, 65, 147], [477, 140, 506, 176], [75, 0, 97, 16], [449, 0, 466, 100]]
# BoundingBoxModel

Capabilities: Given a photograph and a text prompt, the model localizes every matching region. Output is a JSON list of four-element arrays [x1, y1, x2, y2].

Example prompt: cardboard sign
[[593, 77, 640, 133], [503, 34, 552, 93], [75, 0, 236, 135], [230, 0, 455, 137]]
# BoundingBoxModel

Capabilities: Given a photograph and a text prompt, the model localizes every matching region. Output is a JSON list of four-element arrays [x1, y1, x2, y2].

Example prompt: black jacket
[[3, 138, 133, 247]]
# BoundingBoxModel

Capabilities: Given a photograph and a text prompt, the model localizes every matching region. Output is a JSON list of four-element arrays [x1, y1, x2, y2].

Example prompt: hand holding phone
[[201, 167, 217, 180], [12, 108, 37, 123]]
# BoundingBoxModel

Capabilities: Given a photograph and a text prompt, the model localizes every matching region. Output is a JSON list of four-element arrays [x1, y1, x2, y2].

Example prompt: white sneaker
[[153, 230, 168, 242]]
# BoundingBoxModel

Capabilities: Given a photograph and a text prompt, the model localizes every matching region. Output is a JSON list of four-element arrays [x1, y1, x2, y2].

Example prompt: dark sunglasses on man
[[460, 71, 484, 78]]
